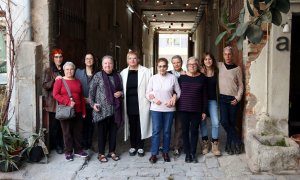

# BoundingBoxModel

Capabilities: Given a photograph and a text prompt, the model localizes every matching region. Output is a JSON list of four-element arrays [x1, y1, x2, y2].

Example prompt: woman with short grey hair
[[89, 55, 123, 163], [53, 61, 88, 161]]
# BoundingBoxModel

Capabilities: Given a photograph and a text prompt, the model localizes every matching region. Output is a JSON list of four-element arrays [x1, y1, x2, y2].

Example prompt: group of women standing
[[43, 46, 243, 163]]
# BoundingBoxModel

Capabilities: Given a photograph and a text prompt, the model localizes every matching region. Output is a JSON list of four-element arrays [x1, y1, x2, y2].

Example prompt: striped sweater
[[177, 74, 208, 113]]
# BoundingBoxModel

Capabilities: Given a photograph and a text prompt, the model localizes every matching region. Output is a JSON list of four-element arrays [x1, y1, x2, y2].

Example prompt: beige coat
[[120, 65, 152, 141]]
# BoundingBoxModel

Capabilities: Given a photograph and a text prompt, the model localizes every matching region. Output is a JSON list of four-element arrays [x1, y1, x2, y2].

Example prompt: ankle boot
[[211, 141, 221, 156], [202, 140, 209, 155]]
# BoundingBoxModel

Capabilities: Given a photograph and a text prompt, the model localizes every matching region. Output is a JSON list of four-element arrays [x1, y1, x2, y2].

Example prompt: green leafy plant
[[215, 0, 290, 49], [0, 125, 27, 172]]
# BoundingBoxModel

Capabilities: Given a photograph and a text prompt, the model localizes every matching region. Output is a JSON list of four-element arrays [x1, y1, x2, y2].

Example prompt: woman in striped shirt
[[177, 57, 208, 163]]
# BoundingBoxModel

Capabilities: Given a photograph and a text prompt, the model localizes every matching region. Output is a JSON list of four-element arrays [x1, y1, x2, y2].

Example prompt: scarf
[[102, 71, 124, 127]]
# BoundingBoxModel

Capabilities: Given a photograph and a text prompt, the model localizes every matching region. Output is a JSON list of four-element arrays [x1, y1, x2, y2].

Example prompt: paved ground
[[1, 125, 300, 180]]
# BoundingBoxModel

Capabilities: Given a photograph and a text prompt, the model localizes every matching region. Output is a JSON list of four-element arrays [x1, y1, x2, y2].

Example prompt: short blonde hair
[[63, 61, 76, 70]]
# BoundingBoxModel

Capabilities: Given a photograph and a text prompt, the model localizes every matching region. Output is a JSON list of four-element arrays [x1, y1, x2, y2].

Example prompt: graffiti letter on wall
[[276, 37, 289, 51]]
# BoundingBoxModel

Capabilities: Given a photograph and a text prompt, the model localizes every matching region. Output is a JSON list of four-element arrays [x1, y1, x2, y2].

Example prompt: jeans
[[151, 111, 174, 155], [200, 100, 220, 139], [219, 94, 242, 145], [180, 111, 201, 156]]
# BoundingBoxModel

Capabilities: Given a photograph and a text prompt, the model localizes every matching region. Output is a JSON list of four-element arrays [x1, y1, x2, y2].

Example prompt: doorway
[[289, 14, 300, 136]]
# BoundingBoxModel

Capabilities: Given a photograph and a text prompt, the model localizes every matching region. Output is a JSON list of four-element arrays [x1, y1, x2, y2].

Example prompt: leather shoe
[[56, 146, 63, 154], [190, 154, 198, 163], [162, 153, 170, 162], [185, 154, 191, 163], [149, 155, 157, 164]]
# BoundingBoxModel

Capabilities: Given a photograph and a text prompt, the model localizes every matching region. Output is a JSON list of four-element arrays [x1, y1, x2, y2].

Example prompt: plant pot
[[291, 134, 300, 146], [0, 156, 22, 172]]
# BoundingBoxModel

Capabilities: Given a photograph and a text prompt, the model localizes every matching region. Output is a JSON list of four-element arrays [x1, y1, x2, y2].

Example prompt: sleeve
[[79, 82, 86, 117], [42, 68, 55, 91], [52, 79, 71, 106], [89, 74, 98, 108], [202, 77, 208, 114], [173, 76, 181, 100], [235, 67, 244, 102], [146, 76, 154, 101]]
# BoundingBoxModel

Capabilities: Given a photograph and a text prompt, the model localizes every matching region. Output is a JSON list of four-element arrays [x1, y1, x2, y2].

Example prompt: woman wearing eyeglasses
[[42, 48, 65, 154], [146, 58, 181, 163], [177, 57, 207, 163]]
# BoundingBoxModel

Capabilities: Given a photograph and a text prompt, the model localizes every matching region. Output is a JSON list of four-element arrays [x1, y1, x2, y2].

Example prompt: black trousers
[[97, 116, 118, 154], [180, 111, 201, 156], [128, 115, 144, 149], [49, 112, 64, 150], [82, 108, 94, 149]]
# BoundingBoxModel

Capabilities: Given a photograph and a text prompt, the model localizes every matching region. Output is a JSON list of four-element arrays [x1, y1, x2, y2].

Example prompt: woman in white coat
[[121, 50, 152, 157]]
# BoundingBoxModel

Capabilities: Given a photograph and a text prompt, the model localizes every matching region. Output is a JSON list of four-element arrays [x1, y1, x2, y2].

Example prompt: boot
[[211, 141, 221, 156], [202, 140, 209, 155]]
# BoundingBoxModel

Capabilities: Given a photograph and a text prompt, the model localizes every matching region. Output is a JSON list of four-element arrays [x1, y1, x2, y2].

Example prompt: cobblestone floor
[[1, 123, 300, 180]]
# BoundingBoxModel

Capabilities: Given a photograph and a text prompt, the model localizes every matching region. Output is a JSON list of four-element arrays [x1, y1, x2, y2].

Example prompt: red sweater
[[53, 79, 86, 116]]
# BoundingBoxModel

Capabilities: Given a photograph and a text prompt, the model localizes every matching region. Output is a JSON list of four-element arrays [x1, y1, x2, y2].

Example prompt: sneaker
[[74, 151, 89, 158], [173, 149, 180, 157], [159, 146, 163, 152], [129, 148, 137, 156], [137, 149, 145, 157], [65, 154, 73, 161]]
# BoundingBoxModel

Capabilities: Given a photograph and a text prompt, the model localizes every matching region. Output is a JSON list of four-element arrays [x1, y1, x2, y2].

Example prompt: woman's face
[[223, 49, 232, 64], [53, 53, 63, 67], [187, 59, 198, 74], [204, 55, 213, 68], [157, 61, 168, 75], [85, 54, 94, 67], [127, 54, 138, 68], [172, 58, 182, 72], [102, 58, 114, 74], [64, 65, 75, 78]]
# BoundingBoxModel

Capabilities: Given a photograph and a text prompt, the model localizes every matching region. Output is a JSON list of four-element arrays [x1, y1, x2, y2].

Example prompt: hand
[[165, 97, 176, 108], [202, 113, 206, 120], [231, 98, 238, 106], [149, 94, 155, 100], [153, 98, 161, 105], [85, 98, 90, 104], [55, 75, 62, 80], [82, 115, 86, 118], [70, 101, 75, 107], [93, 104, 100, 112], [114, 91, 122, 98]]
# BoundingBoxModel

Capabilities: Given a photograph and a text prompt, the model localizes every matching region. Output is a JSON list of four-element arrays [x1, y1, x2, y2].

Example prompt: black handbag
[[55, 79, 76, 120]]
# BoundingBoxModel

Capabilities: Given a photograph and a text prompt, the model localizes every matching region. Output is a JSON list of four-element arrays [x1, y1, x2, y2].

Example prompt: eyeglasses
[[158, 65, 167, 68], [187, 63, 198, 67], [54, 56, 63, 58]]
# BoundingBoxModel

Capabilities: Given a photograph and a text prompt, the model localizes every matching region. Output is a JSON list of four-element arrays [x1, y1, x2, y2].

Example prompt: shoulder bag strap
[[62, 79, 73, 99]]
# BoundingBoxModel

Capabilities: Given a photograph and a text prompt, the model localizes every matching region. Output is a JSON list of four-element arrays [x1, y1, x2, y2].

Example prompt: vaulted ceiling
[[132, 0, 208, 33]]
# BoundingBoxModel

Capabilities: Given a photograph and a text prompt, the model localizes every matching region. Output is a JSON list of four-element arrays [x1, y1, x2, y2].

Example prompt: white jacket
[[120, 65, 152, 141]]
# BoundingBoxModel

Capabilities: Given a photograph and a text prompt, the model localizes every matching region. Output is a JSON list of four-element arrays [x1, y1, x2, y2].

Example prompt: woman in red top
[[53, 61, 88, 161]]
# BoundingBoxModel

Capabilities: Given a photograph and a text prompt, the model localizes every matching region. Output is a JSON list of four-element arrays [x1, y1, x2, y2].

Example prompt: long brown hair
[[201, 52, 218, 75]]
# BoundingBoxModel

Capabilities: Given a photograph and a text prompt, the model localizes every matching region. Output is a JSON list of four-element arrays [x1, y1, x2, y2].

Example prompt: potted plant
[[0, 124, 27, 172]]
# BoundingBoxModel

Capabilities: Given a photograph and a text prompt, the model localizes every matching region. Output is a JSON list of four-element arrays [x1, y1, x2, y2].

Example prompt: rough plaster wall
[[268, 16, 290, 121], [32, 0, 49, 68], [249, 45, 268, 114]]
